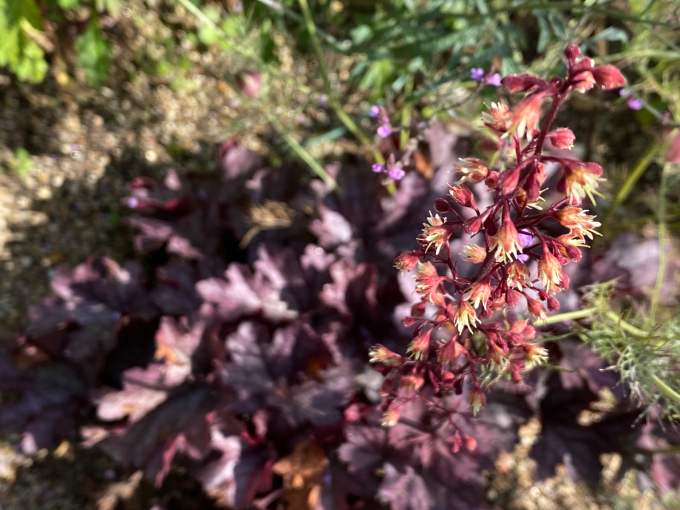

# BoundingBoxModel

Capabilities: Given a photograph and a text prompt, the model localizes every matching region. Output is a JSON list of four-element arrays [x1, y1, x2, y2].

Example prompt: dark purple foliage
[[1, 136, 677, 508]]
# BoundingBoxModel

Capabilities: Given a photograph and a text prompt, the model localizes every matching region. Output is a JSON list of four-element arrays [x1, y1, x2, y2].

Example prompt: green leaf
[[303, 126, 347, 147], [198, 26, 219, 45], [260, 17, 278, 64], [350, 24, 373, 45], [0, 0, 48, 82], [12, 147, 32, 179], [57, 0, 81, 9], [75, 14, 112, 87], [589, 27, 629, 44]]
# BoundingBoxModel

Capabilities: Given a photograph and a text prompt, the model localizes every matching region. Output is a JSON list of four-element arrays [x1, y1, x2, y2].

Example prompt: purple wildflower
[[518, 232, 532, 262], [486, 73, 502, 87], [127, 197, 139, 208], [471, 68, 485, 81], [369, 105, 380, 117], [377, 125, 392, 138], [318, 94, 328, 106], [372, 163, 386, 173], [627, 98, 643, 110], [388, 167, 405, 180]]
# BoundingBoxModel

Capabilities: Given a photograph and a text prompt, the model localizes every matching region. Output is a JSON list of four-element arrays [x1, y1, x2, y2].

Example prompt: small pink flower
[[377, 125, 392, 138], [486, 73, 502, 87], [372, 163, 385, 173], [389, 167, 405, 180], [471, 68, 485, 81]]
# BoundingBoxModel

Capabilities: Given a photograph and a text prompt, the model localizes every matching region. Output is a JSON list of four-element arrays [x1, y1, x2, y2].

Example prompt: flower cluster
[[372, 44, 625, 424]]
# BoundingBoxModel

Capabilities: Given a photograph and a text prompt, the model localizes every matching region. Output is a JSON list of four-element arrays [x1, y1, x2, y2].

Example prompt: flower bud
[[501, 74, 549, 94], [236, 69, 262, 98], [448, 184, 476, 209], [590, 65, 627, 90], [438, 337, 467, 364], [394, 251, 421, 272], [469, 384, 486, 416], [369, 345, 404, 366], [547, 127, 576, 149], [434, 197, 451, 213], [411, 300, 427, 317], [382, 407, 401, 427], [462, 244, 486, 264], [526, 296, 547, 321], [564, 44, 581, 64]]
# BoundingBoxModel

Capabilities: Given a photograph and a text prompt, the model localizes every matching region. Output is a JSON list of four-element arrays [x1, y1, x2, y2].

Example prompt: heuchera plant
[[371, 44, 626, 427]]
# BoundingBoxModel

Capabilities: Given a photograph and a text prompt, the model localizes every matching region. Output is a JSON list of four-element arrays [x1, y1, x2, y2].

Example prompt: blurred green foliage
[[0, 0, 48, 82], [0, 0, 117, 85]]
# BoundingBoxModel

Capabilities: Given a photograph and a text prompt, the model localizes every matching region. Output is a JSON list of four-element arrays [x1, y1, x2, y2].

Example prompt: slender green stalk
[[651, 373, 680, 406], [651, 163, 670, 317], [534, 307, 597, 326], [296, 0, 368, 145], [604, 311, 648, 337], [266, 112, 338, 191], [400, 75, 414, 151], [604, 141, 658, 229], [175, 0, 312, 94], [255, 0, 342, 49]]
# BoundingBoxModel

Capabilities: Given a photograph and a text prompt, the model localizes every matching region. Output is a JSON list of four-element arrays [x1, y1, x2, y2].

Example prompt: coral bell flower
[[526, 296, 547, 321], [558, 161, 604, 205], [453, 300, 480, 334], [482, 101, 512, 133], [369, 345, 404, 367], [509, 91, 549, 140], [555, 207, 601, 240], [438, 337, 468, 364], [422, 212, 450, 255], [394, 251, 421, 273], [456, 158, 489, 184], [463, 278, 492, 310], [491, 206, 522, 263], [415, 262, 446, 305], [462, 244, 486, 264], [506, 260, 531, 291], [591, 65, 627, 90], [407, 328, 433, 360], [547, 128, 576, 149], [538, 249, 567, 293], [469, 384, 486, 415]]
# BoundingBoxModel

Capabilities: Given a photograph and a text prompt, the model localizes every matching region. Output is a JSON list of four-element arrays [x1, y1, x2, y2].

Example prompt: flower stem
[[534, 307, 597, 326], [296, 0, 384, 163]]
